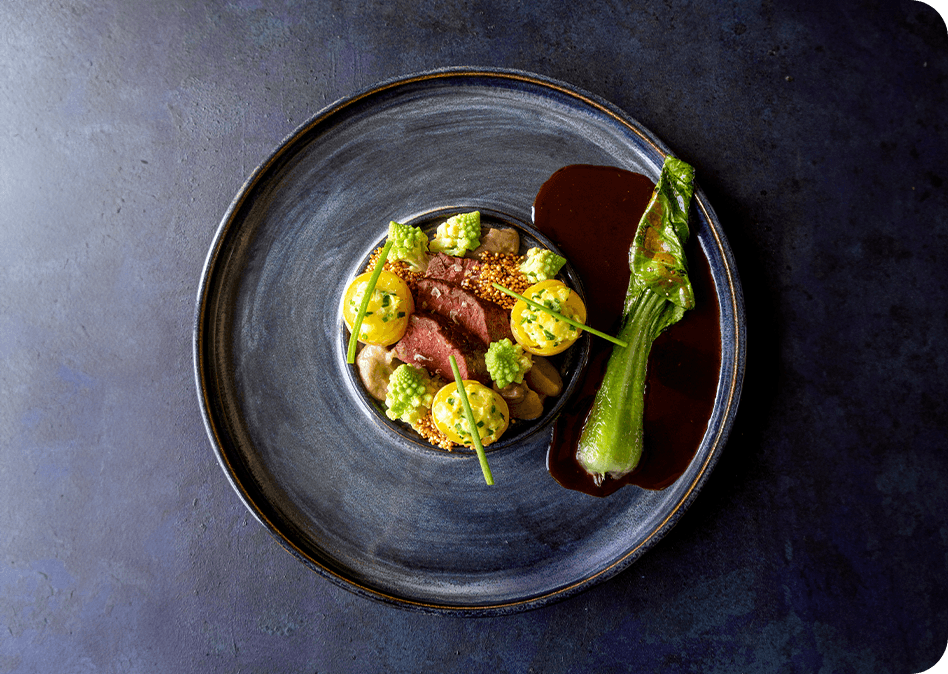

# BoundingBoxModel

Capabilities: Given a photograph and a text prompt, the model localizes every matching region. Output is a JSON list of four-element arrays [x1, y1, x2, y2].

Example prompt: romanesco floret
[[485, 338, 533, 389], [385, 364, 440, 425], [387, 220, 430, 272], [520, 247, 567, 283], [429, 211, 481, 257]]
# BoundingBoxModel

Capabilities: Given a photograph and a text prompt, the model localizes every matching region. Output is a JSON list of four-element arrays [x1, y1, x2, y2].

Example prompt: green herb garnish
[[346, 239, 394, 364], [449, 355, 494, 486], [491, 283, 628, 348]]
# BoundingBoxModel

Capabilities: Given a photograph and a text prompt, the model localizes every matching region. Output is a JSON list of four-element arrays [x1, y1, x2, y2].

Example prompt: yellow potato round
[[431, 381, 510, 446], [342, 270, 413, 346], [510, 279, 586, 356]]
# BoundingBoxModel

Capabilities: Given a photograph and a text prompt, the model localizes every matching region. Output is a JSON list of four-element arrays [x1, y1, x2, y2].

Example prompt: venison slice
[[414, 278, 513, 348], [423, 252, 482, 284], [394, 312, 490, 385]]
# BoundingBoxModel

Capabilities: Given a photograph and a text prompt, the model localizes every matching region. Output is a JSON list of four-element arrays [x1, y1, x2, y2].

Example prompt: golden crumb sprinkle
[[413, 413, 456, 450], [364, 248, 422, 291], [463, 252, 530, 309]]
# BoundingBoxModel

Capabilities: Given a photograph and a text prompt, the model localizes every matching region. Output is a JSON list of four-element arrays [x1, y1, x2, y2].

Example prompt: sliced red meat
[[393, 312, 490, 385], [423, 252, 482, 284], [414, 278, 513, 348]]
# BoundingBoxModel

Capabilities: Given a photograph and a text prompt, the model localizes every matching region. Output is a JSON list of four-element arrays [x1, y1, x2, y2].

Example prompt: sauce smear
[[533, 165, 721, 496]]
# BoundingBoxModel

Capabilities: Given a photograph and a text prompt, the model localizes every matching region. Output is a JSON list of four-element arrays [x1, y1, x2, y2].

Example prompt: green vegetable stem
[[576, 156, 696, 485]]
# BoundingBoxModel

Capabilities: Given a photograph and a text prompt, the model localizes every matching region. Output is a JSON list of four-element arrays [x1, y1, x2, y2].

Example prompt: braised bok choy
[[576, 156, 696, 484]]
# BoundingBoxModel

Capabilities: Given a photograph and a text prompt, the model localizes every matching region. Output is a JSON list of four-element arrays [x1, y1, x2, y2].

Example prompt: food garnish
[[493, 282, 626, 349], [429, 211, 482, 257], [384, 364, 440, 425], [576, 156, 696, 485], [485, 338, 533, 389], [507, 280, 587, 356], [439, 355, 504, 485], [342, 269, 413, 348], [345, 239, 395, 363], [387, 220, 431, 273], [519, 247, 567, 284]]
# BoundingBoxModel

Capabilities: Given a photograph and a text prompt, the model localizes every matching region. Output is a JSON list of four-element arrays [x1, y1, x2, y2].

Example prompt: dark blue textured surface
[[1, 0, 946, 672]]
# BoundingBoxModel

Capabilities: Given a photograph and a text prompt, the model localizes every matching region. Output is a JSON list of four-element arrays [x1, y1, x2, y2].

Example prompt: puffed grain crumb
[[413, 413, 456, 450], [365, 249, 422, 292], [463, 252, 529, 309]]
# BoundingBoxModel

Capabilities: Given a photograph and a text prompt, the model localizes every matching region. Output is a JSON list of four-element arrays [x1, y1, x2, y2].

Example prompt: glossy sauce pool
[[533, 165, 721, 497]]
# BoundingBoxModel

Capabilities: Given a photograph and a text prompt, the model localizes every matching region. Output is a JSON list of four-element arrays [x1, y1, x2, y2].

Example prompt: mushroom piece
[[494, 381, 527, 404], [507, 383, 545, 420], [356, 344, 402, 401], [525, 355, 563, 397], [470, 227, 520, 259]]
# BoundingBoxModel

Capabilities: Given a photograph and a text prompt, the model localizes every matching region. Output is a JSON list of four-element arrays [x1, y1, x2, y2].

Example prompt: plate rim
[[193, 65, 747, 615]]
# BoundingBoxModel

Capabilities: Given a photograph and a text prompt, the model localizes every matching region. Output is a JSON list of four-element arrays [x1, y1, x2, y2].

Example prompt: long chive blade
[[491, 283, 628, 348], [449, 355, 494, 486], [347, 239, 394, 364]]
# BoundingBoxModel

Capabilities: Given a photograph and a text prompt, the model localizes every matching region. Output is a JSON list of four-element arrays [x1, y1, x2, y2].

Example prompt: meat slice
[[423, 252, 482, 284], [394, 312, 490, 385], [414, 278, 513, 348]]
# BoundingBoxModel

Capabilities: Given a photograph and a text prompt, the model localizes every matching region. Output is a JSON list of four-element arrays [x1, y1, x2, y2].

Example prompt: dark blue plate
[[194, 67, 745, 615]]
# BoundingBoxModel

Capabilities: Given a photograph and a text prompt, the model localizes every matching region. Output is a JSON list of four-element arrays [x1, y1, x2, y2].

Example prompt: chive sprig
[[491, 283, 628, 348], [449, 355, 494, 486], [346, 239, 394, 364]]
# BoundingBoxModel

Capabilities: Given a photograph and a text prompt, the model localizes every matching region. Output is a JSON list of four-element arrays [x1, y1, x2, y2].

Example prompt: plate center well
[[337, 206, 591, 457]]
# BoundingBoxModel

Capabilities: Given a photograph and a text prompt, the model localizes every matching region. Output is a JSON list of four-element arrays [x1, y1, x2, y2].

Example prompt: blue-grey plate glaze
[[194, 67, 745, 615]]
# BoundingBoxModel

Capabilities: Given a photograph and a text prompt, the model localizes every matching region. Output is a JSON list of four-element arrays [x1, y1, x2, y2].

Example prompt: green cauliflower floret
[[429, 211, 481, 257], [387, 220, 430, 272], [385, 364, 440, 425], [520, 247, 567, 284], [485, 338, 533, 389]]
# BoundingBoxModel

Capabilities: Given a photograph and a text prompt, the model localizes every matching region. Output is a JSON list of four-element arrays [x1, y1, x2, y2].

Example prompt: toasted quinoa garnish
[[463, 252, 530, 309], [413, 413, 456, 450], [365, 248, 422, 291]]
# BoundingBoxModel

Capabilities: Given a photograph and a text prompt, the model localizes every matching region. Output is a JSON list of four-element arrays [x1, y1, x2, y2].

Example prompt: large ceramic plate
[[194, 67, 745, 615]]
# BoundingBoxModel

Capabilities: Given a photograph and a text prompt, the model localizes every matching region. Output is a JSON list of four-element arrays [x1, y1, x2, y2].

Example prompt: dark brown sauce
[[533, 165, 722, 496]]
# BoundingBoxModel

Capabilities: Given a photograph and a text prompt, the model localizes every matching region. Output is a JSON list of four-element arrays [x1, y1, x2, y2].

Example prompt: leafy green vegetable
[[576, 156, 696, 484]]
